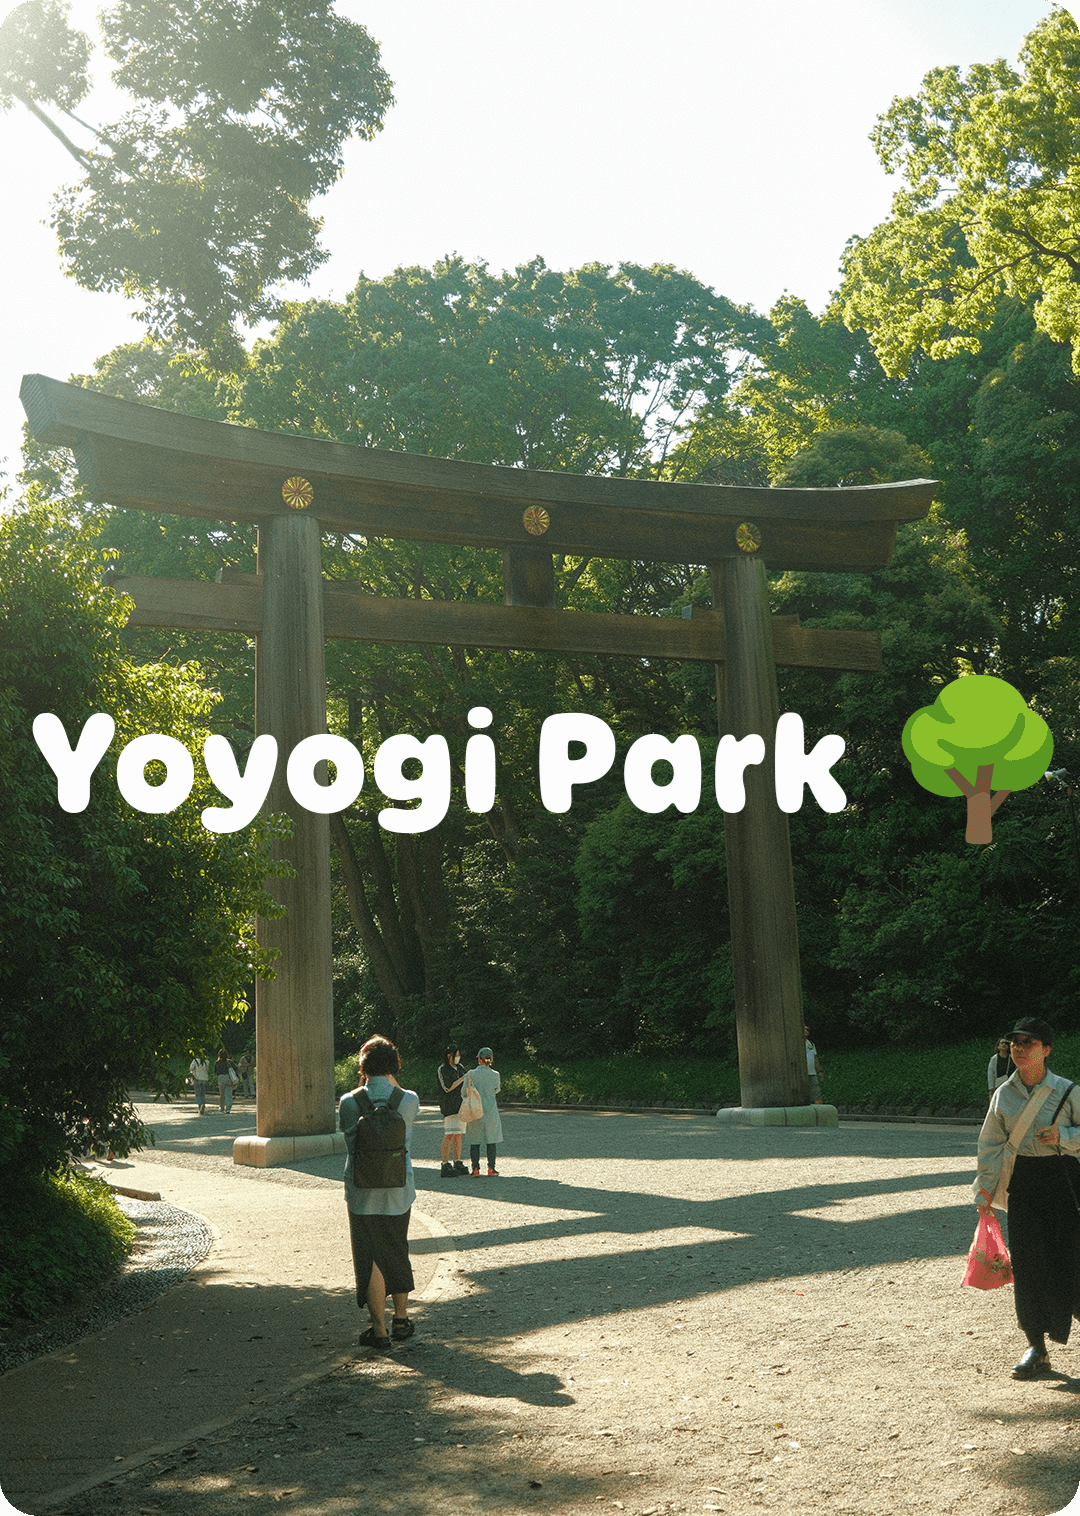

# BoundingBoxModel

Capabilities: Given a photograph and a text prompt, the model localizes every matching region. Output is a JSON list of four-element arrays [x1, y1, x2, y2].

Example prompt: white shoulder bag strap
[[992, 1083, 1055, 1211]]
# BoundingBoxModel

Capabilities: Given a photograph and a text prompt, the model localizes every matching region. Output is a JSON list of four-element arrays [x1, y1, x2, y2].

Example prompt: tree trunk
[[329, 813, 407, 1013], [944, 764, 1012, 844], [396, 834, 437, 1000], [359, 819, 413, 986]]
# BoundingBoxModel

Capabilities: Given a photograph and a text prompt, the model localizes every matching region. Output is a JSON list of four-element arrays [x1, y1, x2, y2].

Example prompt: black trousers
[[1007, 1156, 1080, 1345]]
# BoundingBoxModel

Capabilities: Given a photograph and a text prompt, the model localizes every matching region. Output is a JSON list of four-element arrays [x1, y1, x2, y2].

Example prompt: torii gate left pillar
[[239, 512, 342, 1164]]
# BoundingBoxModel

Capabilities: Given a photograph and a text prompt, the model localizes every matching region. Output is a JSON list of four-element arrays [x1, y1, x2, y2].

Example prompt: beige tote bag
[[992, 1085, 1053, 1212]]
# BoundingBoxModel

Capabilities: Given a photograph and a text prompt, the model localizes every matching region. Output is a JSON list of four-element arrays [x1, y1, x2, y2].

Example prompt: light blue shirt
[[339, 1076, 419, 1216], [973, 1069, 1080, 1203]]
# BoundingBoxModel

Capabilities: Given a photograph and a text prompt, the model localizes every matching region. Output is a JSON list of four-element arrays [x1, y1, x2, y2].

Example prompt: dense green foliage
[[0, 1168, 134, 1323], [839, 9, 1080, 376], [0, 504, 286, 1179]]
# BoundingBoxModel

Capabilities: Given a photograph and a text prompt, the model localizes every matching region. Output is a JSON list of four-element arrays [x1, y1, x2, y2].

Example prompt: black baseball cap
[[1008, 1017, 1053, 1046]]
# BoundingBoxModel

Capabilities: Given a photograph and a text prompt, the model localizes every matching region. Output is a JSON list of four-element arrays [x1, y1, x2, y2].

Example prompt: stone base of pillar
[[233, 1133, 348, 1167], [716, 1105, 838, 1128]]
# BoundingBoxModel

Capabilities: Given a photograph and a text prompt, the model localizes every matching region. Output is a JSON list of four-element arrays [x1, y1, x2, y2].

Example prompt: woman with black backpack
[[339, 1035, 420, 1352]]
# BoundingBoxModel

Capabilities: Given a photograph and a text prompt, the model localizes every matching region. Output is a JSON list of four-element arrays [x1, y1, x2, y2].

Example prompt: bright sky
[[0, 0, 1067, 479]]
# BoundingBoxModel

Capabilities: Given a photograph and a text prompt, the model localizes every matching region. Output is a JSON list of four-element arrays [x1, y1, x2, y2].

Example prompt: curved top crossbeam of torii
[[22, 373, 936, 673], [23, 373, 933, 564]]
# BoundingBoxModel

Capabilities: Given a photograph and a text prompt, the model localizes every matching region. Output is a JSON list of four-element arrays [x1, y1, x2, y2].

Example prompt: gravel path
[[11, 1107, 1080, 1516]]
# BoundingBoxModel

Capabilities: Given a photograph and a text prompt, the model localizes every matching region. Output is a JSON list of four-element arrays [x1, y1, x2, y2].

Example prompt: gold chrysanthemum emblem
[[736, 522, 761, 553], [522, 506, 550, 536], [282, 476, 314, 510]]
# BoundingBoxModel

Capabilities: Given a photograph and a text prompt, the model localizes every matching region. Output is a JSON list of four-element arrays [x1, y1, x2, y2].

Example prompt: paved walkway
[[2, 1102, 1080, 1516]]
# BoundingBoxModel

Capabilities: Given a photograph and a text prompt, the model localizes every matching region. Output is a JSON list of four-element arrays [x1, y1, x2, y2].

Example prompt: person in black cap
[[466, 1047, 503, 1176], [974, 1016, 1080, 1379]]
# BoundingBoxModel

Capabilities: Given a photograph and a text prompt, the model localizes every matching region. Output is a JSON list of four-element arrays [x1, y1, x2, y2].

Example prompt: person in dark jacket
[[437, 1045, 468, 1178], [987, 1036, 1015, 1101]]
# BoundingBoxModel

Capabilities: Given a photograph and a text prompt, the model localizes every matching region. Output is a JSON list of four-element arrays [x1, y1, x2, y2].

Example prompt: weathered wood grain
[[719, 554, 809, 1109], [253, 516, 336, 1141]]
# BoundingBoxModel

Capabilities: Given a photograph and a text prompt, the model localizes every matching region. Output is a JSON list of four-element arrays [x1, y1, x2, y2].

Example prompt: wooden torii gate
[[22, 374, 934, 1161]]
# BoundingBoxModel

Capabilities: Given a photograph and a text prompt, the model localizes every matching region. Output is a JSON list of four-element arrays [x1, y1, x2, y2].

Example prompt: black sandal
[[359, 1326, 392, 1353], [391, 1317, 415, 1340]]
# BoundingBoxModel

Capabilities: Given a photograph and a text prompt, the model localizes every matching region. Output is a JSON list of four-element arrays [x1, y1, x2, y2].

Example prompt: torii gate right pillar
[[714, 554, 826, 1120]]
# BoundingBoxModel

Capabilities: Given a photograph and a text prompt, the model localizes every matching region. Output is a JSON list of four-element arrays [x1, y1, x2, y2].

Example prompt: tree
[[0, 0, 392, 369], [235, 256, 767, 475], [901, 675, 1053, 844], [0, 501, 286, 1179], [0, 0, 31, 28], [838, 9, 1080, 376], [774, 424, 932, 489], [573, 790, 733, 1054], [965, 331, 1080, 675]]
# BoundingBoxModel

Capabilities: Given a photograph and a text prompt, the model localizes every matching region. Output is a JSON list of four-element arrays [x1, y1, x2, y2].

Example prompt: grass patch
[[0, 1168, 136, 1324], [339, 1033, 1080, 1114]]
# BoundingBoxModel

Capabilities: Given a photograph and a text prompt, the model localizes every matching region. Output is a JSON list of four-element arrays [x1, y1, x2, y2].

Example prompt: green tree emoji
[[901, 676, 1053, 845]]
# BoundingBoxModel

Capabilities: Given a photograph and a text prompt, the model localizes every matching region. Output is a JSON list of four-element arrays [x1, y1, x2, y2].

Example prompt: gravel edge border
[[0, 1197, 213, 1375]]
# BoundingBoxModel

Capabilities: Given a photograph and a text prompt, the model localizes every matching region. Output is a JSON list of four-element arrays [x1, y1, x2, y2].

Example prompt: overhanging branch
[[15, 91, 91, 166]]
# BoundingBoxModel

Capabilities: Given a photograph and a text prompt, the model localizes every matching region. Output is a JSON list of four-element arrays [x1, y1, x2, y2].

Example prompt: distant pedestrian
[[466, 1047, 503, 1176], [988, 1036, 1015, 1101], [804, 1025, 824, 1104], [339, 1035, 420, 1352], [188, 1052, 210, 1115], [239, 1052, 256, 1099], [437, 1045, 468, 1178], [214, 1048, 234, 1112]]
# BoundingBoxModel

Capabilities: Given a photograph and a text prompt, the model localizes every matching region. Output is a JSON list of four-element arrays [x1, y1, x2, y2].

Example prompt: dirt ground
[[11, 1107, 1080, 1516]]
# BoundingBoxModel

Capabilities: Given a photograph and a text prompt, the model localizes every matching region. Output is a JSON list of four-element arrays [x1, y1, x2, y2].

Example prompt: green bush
[[0, 1169, 135, 1323]]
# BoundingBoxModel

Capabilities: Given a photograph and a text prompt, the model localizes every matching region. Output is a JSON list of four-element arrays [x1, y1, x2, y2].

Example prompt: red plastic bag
[[962, 1210, 1014, 1290]]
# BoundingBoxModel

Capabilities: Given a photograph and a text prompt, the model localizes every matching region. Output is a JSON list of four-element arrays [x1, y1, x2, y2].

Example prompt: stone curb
[[496, 1100, 985, 1124]]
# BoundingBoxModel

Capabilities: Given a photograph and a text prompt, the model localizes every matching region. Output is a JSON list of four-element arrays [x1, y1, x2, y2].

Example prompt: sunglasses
[[1009, 1036, 1039, 1048]]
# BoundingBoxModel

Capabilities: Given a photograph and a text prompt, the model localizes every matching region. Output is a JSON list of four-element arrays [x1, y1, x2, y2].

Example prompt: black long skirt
[[347, 1207, 414, 1305], [1007, 1155, 1080, 1345]]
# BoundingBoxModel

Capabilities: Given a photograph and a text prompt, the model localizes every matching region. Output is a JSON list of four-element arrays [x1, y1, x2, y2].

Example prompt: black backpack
[[350, 1087, 407, 1188]]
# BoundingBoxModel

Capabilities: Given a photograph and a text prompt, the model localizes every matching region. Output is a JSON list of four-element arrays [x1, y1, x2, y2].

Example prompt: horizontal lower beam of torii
[[22, 374, 935, 1159]]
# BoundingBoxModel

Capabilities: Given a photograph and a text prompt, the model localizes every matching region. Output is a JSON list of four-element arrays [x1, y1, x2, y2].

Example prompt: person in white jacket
[[188, 1052, 210, 1115], [465, 1048, 503, 1177]]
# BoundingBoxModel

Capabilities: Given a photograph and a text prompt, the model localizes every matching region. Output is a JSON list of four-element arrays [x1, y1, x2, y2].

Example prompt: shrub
[[0, 1169, 135, 1323]]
